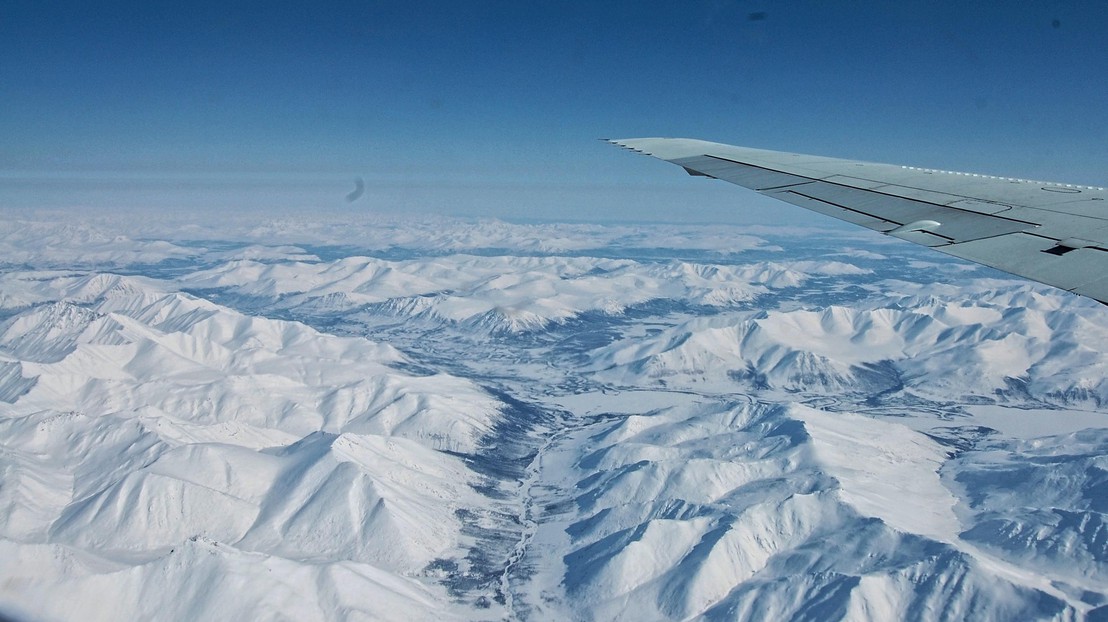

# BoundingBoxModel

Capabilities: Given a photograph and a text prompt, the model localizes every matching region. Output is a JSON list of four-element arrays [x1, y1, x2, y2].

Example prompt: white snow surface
[[3, 211, 777, 255], [514, 397, 1092, 621], [1, 216, 1106, 621], [0, 271, 501, 621], [591, 284, 1108, 406], [180, 255, 865, 332], [0, 220, 195, 268]]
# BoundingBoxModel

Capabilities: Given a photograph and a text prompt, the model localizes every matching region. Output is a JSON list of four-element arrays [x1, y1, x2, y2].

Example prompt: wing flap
[[941, 234, 1108, 299]]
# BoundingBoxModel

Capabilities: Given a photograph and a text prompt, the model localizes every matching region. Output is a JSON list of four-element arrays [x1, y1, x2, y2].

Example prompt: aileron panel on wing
[[671, 155, 811, 190]]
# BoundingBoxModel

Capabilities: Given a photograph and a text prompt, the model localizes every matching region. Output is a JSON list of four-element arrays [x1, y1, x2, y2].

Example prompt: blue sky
[[2, 1, 1106, 223]]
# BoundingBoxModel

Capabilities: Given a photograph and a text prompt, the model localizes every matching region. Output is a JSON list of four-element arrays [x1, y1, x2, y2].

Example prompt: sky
[[2, 1, 1107, 224]]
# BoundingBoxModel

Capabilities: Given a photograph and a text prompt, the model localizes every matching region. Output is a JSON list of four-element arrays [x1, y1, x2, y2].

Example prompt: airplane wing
[[610, 138, 1108, 304]]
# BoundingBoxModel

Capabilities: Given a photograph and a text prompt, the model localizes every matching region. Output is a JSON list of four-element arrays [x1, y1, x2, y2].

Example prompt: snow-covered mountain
[[513, 397, 1099, 620], [180, 255, 866, 333], [591, 285, 1108, 407], [0, 272, 505, 621], [1, 216, 1106, 621], [0, 221, 195, 269]]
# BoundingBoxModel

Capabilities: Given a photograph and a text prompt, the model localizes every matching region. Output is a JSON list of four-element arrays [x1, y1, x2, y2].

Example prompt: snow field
[[1, 218, 1106, 621], [0, 273, 503, 620]]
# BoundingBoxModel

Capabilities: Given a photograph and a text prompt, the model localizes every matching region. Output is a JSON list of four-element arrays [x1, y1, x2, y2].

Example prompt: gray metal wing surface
[[611, 138, 1108, 304]]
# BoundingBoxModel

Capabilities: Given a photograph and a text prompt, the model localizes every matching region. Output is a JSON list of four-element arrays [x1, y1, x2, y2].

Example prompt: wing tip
[[605, 137, 656, 155], [606, 137, 718, 160]]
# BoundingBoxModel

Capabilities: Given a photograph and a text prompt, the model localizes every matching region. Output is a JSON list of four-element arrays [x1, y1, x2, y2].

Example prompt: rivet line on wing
[[900, 166, 1104, 191]]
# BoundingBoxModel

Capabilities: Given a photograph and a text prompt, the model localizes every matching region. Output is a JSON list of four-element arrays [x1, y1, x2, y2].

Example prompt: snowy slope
[[532, 266, 1107, 620], [0, 272, 504, 621], [181, 255, 866, 332], [2, 217, 1106, 622], [511, 397, 1092, 620], [590, 285, 1108, 406], [0, 221, 195, 268]]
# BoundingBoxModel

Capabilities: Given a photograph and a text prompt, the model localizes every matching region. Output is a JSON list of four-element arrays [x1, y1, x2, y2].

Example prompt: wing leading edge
[[610, 138, 1108, 305]]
